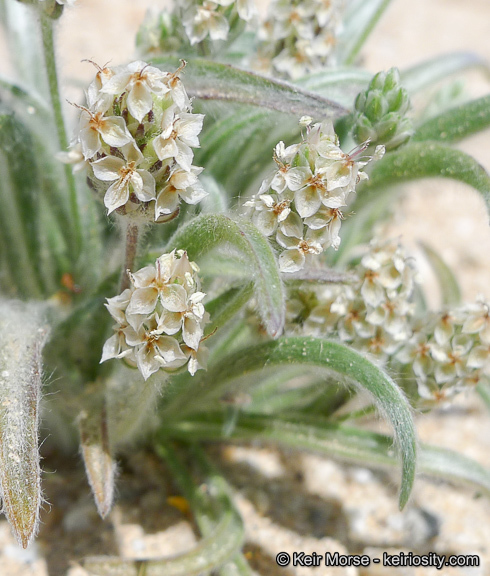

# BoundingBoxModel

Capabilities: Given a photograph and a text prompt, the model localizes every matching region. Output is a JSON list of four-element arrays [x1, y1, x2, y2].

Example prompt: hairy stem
[[40, 12, 81, 260], [120, 223, 139, 291]]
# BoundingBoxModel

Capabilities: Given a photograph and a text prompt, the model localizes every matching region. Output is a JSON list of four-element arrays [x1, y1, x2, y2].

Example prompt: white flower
[[152, 109, 204, 171], [126, 252, 189, 318], [77, 103, 133, 160], [430, 334, 473, 384], [462, 299, 490, 344], [244, 194, 296, 237], [91, 144, 156, 214], [276, 230, 323, 273], [158, 291, 207, 350], [155, 166, 207, 219], [183, 2, 230, 44], [124, 316, 188, 380], [101, 61, 171, 123], [56, 143, 87, 174], [183, 343, 210, 375]]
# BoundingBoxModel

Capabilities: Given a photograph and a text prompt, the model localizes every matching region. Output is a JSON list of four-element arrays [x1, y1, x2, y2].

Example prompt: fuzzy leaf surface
[[165, 214, 285, 338], [168, 337, 417, 509], [154, 57, 348, 118], [163, 415, 490, 498], [414, 95, 490, 143], [0, 301, 48, 548], [336, 0, 394, 65], [358, 142, 490, 219], [401, 52, 490, 94], [418, 242, 461, 307]]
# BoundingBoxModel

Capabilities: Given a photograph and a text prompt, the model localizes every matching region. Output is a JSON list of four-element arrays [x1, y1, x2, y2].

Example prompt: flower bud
[[352, 67, 414, 151]]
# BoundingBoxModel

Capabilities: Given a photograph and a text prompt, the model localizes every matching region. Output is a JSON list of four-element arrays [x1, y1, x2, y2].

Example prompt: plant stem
[[40, 12, 82, 260], [120, 223, 139, 291]]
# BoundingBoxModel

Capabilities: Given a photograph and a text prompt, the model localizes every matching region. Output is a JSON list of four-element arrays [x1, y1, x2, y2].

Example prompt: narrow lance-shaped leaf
[[414, 95, 490, 143], [204, 283, 254, 338], [477, 380, 490, 412], [162, 415, 490, 498], [153, 57, 348, 118], [0, 300, 49, 548], [156, 443, 250, 576], [196, 104, 298, 194], [167, 337, 417, 509], [401, 52, 490, 95], [0, 0, 49, 100], [297, 69, 372, 108], [0, 113, 45, 298], [418, 241, 461, 307], [83, 444, 245, 576], [163, 214, 285, 338], [357, 142, 490, 219], [78, 402, 116, 519], [336, 0, 394, 66]]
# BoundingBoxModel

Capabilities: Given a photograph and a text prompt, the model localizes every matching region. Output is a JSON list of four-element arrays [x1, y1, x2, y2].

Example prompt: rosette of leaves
[[0, 0, 489, 573]]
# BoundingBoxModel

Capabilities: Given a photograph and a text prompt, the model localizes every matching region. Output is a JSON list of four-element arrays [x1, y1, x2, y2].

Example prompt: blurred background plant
[[0, 0, 489, 573]]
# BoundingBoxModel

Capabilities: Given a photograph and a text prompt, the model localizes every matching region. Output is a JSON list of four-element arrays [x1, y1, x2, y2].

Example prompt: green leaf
[[334, 141, 490, 263], [401, 52, 490, 95], [0, 0, 49, 101], [199, 174, 229, 214], [358, 142, 490, 219], [196, 105, 296, 195], [162, 415, 490, 498], [154, 56, 348, 118], [336, 0, 394, 66], [166, 337, 417, 509], [419, 444, 490, 496], [477, 380, 490, 411], [418, 242, 461, 307], [297, 69, 372, 108], [414, 95, 490, 143], [0, 300, 48, 548], [164, 214, 285, 338], [204, 283, 254, 338], [0, 113, 44, 297], [84, 444, 245, 576], [79, 403, 116, 519]]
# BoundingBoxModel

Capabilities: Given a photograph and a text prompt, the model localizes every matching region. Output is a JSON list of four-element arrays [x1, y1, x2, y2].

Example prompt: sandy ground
[[0, 1, 489, 575]]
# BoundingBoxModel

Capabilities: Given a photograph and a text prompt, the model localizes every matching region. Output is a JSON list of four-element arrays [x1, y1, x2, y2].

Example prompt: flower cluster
[[257, 0, 344, 79], [101, 251, 209, 380], [397, 300, 490, 406], [181, 0, 256, 45], [244, 120, 384, 273], [286, 237, 490, 406], [287, 239, 416, 362], [71, 60, 207, 221]]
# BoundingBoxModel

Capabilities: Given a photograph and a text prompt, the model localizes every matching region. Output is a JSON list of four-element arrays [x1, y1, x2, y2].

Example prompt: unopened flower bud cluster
[[71, 60, 207, 221], [258, 0, 344, 79], [287, 239, 415, 363], [244, 120, 384, 273], [101, 250, 209, 380], [352, 68, 414, 151], [397, 300, 490, 406]]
